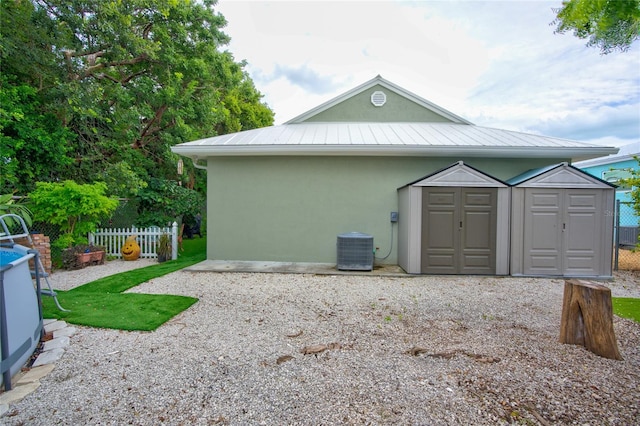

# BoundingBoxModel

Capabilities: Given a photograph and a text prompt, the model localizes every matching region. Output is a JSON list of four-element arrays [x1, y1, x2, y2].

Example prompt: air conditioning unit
[[337, 232, 374, 271]]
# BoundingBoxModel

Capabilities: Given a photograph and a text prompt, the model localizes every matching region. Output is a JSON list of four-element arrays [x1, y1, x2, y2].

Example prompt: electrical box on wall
[[390, 211, 398, 222]]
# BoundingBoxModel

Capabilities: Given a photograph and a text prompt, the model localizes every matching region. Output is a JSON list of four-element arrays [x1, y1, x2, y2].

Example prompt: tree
[[134, 178, 204, 228], [1, 0, 273, 195], [28, 180, 119, 248], [0, 75, 75, 193], [34, 0, 273, 182], [554, 0, 640, 54], [0, 0, 64, 89]]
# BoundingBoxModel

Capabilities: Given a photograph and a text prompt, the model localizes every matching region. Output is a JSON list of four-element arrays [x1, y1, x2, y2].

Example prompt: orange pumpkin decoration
[[121, 235, 141, 261]]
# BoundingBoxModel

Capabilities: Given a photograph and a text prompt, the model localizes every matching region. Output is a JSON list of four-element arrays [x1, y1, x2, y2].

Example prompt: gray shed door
[[523, 188, 604, 276], [421, 187, 497, 274]]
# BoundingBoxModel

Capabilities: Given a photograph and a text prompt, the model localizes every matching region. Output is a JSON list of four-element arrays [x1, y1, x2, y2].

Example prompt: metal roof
[[172, 122, 617, 161], [572, 141, 640, 168]]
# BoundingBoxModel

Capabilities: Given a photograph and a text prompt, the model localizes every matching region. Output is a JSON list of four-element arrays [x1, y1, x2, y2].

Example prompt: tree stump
[[559, 279, 622, 360]]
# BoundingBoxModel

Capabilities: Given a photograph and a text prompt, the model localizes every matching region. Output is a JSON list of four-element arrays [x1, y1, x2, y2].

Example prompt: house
[[574, 142, 639, 246], [172, 75, 617, 276]]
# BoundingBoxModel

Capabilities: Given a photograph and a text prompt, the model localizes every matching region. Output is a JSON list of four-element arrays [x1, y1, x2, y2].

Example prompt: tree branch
[[131, 105, 168, 149], [69, 54, 150, 81]]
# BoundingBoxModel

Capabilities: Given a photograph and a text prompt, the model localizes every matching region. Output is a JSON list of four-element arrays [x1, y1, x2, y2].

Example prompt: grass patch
[[42, 238, 206, 331], [613, 297, 640, 323]]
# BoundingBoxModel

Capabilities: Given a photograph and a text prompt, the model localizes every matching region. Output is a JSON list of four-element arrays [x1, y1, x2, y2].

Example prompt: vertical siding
[[397, 186, 422, 273]]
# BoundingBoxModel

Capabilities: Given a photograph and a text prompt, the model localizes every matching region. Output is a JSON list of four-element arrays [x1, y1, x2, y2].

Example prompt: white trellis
[[89, 222, 178, 260]]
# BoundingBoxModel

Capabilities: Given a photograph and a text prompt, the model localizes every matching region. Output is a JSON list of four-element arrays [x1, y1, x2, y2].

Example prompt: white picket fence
[[89, 222, 178, 260]]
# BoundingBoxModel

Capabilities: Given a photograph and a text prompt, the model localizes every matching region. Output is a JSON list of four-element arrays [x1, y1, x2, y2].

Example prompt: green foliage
[[135, 178, 204, 227], [1, 0, 274, 207], [42, 237, 206, 331], [0, 75, 75, 193], [97, 161, 148, 197], [619, 157, 640, 216], [0, 193, 33, 227], [0, 0, 63, 88], [28, 180, 119, 247], [554, 0, 640, 54]]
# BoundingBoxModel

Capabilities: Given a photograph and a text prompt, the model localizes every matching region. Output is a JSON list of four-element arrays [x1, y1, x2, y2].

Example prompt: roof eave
[[171, 145, 617, 160], [573, 152, 637, 168]]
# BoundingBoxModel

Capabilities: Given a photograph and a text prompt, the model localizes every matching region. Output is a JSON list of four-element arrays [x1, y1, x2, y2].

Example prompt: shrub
[[29, 180, 118, 249]]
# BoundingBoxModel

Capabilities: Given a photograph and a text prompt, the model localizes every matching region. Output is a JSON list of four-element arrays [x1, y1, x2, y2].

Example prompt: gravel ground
[[2, 261, 639, 425]]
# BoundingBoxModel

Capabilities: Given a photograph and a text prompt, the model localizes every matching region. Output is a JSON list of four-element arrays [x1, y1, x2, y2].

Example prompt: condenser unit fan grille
[[337, 232, 374, 271]]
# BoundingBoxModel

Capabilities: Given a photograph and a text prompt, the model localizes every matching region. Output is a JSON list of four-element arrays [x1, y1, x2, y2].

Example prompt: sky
[[215, 0, 640, 148]]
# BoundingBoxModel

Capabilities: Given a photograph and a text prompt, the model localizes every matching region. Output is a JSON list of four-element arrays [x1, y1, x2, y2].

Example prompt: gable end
[[403, 161, 508, 188], [286, 76, 471, 124], [510, 163, 616, 188]]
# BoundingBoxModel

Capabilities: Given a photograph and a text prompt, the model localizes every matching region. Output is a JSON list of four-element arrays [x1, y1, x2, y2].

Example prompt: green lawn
[[43, 240, 639, 331], [613, 297, 640, 323], [42, 238, 206, 331]]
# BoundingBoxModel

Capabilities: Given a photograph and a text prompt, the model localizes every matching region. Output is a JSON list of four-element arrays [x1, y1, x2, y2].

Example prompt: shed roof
[[172, 76, 618, 162], [507, 162, 616, 188], [400, 161, 509, 189]]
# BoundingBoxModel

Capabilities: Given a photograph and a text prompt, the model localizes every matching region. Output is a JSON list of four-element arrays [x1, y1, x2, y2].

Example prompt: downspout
[[192, 156, 207, 170]]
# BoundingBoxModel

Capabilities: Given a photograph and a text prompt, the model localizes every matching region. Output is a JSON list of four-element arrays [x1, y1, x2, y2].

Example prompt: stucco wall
[[206, 156, 567, 264]]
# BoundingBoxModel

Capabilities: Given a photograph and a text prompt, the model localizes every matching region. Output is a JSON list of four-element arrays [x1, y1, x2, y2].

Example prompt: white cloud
[[216, 0, 640, 145]]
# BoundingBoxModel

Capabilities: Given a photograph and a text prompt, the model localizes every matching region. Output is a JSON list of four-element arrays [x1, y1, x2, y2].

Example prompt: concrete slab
[[44, 320, 67, 333], [16, 364, 55, 385], [43, 336, 70, 351], [32, 347, 65, 367], [184, 260, 410, 277], [0, 403, 8, 417], [54, 326, 77, 339], [0, 382, 40, 405]]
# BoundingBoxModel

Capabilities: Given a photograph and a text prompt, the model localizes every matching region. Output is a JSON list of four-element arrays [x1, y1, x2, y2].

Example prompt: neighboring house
[[574, 141, 640, 246], [172, 75, 618, 277]]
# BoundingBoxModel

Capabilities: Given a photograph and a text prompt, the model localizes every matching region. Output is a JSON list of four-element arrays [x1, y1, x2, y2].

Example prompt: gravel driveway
[[3, 262, 639, 425]]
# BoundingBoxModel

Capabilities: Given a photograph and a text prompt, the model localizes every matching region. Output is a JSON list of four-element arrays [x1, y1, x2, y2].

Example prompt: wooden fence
[[89, 222, 178, 260]]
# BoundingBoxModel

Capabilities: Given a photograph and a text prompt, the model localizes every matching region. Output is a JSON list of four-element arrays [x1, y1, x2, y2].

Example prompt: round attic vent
[[370, 91, 386, 107]]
